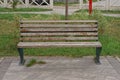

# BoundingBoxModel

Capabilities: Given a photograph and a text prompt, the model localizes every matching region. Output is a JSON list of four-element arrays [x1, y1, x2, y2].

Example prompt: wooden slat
[[20, 32, 98, 37], [17, 42, 102, 48], [20, 24, 97, 28], [20, 28, 98, 32], [20, 37, 98, 41], [20, 20, 98, 24]]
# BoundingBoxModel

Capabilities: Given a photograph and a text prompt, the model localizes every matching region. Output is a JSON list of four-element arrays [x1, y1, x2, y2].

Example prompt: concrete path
[[0, 56, 120, 80], [0, 6, 79, 15], [53, 6, 79, 15]]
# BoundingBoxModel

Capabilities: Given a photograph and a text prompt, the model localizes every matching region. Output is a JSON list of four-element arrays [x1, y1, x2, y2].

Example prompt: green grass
[[54, 2, 78, 6], [26, 59, 37, 67], [76, 9, 120, 14], [0, 10, 120, 57], [54, 2, 64, 6], [54, 0, 97, 6], [54, 0, 97, 5], [0, 14, 65, 20], [92, 0, 97, 2], [0, 8, 52, 12], [26, 58, 46, 67], [101, 10, 120, 14], [83, 0, 97, 3]]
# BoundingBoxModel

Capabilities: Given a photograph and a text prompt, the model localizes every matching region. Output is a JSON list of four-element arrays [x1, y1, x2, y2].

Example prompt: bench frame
[[17, 20, 102, 65]]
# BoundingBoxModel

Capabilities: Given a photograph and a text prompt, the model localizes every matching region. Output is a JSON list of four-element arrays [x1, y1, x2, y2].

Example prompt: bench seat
[[18, 42, 102, 48]]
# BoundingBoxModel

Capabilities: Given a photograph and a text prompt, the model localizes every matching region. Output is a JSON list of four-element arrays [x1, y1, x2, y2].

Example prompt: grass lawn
[[76, 9, 120, 14], [0, 10, 120, 57], [54, 0, 97, 6], [0, 8, 52, 12], [54, 2, 79, 6], [101, 10, 120, 14]]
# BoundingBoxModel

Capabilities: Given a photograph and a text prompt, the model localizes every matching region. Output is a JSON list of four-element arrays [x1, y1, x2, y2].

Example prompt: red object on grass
[[89, 0, 92, 15]]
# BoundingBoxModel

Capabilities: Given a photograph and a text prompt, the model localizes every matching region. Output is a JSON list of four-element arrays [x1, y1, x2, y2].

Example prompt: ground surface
[[0, 56, 120, 80]]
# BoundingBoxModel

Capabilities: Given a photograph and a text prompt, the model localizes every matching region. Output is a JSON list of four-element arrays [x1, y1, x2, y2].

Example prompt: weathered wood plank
[[20, 28, 98, 32], [20, 24, 97, 28], [20, 32, 98, 37], [20, 37, 98, 41], [17, 42, 102, 48], [20, 20, 98, 24]]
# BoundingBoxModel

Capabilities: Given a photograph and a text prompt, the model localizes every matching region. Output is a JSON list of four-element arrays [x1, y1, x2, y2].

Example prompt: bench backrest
[[19, 20, 98, 42]]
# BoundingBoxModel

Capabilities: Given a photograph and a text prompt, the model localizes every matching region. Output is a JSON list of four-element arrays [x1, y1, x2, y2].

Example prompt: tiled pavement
[[0, 56, 120, 80]]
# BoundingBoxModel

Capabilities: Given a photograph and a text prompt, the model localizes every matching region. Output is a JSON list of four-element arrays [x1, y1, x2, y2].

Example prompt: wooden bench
[[17, 20, 102, 65]]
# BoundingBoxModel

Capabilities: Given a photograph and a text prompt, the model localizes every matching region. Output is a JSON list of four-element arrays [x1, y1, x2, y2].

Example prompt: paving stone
[[0, 57, 12, 80], [106, 56, 120, 75], [1, 56, 120, 80]]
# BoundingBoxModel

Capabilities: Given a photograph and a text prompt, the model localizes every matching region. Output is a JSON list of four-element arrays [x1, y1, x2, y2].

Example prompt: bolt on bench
[[17, 20, 102, 65]]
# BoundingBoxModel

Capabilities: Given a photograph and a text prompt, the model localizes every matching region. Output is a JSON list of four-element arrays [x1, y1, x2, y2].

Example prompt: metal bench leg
[[18, 48, 25, 65], [95, 47, 102, 64]]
